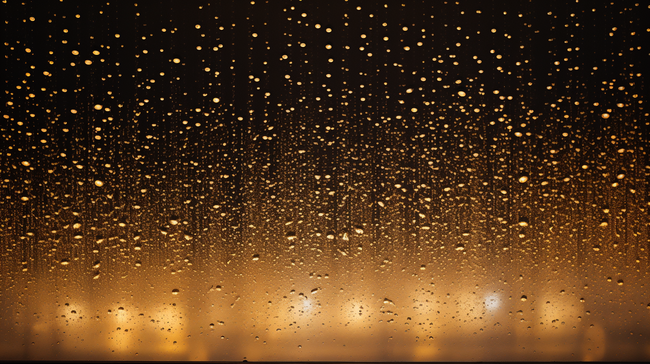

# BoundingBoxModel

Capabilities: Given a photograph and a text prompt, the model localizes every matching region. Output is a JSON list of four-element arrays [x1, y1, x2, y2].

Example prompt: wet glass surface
[[1, 0, 650, 361]]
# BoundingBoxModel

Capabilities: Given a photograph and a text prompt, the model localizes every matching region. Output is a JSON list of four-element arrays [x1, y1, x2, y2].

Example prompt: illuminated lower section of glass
[[1, 253, 648, 361]]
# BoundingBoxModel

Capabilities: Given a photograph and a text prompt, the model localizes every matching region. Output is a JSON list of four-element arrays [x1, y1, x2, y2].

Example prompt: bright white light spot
[[485, 294, 500, 310], [303, 299, 312, 311]]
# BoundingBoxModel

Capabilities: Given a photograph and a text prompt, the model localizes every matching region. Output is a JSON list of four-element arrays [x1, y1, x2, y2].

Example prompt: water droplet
[[172, 289, 180, 295], [520, 295, 527, 302], [94, 180, 104, 187], [455, 243, 465, 251], [60, 259, 70, 265], [94, 104, 103, 110], [252, 254, 260, 261], [617, 279, 624, 286]]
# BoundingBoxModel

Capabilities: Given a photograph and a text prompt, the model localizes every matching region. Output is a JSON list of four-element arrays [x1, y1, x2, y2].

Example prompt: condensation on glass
[[1, 0, 649, 361]]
